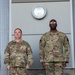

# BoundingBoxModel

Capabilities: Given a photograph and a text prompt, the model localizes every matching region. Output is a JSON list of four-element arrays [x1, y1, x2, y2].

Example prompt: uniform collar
[[50, 31, 59, 35], [13, 40, 23, 43]]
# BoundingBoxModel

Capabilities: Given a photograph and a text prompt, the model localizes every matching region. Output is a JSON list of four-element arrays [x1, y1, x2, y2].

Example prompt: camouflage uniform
[[4, 40, 33, 75], [39, 31, 70, 75]]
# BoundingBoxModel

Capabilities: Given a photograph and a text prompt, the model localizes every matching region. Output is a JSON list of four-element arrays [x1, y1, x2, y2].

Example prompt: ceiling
[[12, 0, 69, 3]]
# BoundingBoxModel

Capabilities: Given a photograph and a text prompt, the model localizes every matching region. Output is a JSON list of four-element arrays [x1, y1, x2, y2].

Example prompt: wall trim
[[12, 0, 69, 3]]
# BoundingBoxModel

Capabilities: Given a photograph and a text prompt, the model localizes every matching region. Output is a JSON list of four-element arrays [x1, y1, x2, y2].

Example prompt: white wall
[[73, 0, 75, 68], [12, 2, 71, 34], [0, 0, 9, 75], [11, 2, 74, 69]]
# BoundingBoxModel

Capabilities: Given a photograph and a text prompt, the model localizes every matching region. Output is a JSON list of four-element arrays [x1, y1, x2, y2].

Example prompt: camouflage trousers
[[9, 67, 28, 75], [45, 63, 64, 75]]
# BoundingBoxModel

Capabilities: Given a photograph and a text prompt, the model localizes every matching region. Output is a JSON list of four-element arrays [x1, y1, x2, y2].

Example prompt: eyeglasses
[[50, 22, 56, 24]]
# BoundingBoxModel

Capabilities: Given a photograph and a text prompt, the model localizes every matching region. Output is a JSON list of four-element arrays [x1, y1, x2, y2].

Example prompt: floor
[[27, 68, 75, 75]]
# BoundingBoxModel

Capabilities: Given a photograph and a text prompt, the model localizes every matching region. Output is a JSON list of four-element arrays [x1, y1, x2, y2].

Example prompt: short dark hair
[[49, 19, 57, 25], [14, 28, 22, 33]]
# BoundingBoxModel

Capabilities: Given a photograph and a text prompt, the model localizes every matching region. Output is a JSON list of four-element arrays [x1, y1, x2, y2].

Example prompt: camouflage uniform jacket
[[4, 40, 33, 67], [39, 31, 70, 63]]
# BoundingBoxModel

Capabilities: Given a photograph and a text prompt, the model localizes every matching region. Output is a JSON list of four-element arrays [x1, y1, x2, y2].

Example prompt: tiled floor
[[27, 68, 75, 75]]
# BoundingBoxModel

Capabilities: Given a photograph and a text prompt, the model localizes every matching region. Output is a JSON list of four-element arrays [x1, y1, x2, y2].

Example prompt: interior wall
[[0, 0, 9, 75], [11, 2, 73, 69], [73, 0, 75, 68]]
